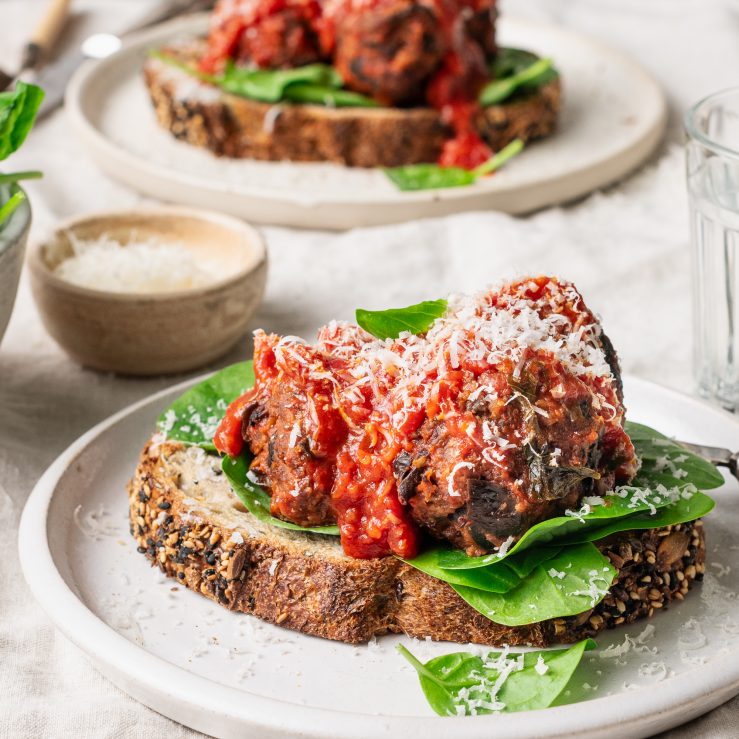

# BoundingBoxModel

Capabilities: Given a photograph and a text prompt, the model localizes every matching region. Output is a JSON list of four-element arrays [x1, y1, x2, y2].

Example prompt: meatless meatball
[[396, 348, 633, 555], [242, 331, 347, 526]]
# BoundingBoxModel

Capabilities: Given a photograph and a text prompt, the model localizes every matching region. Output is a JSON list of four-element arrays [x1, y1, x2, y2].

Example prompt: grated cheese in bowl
[[54, 232, 219, 294]]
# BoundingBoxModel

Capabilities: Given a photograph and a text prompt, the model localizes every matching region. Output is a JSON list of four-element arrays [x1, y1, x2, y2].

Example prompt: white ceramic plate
[[18, 375, 739, 738], [66, 15, 667, 230]]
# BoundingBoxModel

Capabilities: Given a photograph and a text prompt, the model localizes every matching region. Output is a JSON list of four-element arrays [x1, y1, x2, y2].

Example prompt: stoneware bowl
[[0, 185, 32, 347], [28, 207, 268, 375]]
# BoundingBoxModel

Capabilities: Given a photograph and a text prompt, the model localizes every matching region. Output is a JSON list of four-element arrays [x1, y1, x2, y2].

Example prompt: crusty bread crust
[[143, 42, 561, 167], [128, 439, 706, 646]]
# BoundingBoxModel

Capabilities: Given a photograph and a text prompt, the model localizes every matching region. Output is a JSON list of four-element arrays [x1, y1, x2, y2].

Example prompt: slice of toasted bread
[[129, 439, 705, 646], [143, 42, 561, 168]]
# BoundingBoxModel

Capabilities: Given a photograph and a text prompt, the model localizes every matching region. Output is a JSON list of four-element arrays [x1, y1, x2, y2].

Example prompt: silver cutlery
[[678, 440, 739, 481]]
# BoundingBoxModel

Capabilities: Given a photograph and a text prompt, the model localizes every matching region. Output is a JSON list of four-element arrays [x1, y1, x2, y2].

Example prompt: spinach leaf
[[490, 47, 559, 90], [566, 490, 715, 543], [491, 48, 542, 78], [281, 83, 379, 108], [384, 163, 476, 192], [384, 138, 524, 192], [157, 361, 254, 451], [219, 62, 342, 103], [453, 544, 616, 626], [356, 299, 447, 339], [222, 453, 340, 535], [402, 546, 561, 592], [398, 638, 594, 716], [626, 421, 725, 490], [152, 52, 378, 108], [480, 56, 556, 107], [0, 81, 44, 161]]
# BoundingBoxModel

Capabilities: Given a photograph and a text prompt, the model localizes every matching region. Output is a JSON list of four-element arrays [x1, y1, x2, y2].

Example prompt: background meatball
[[201, 0, 323, 72], [234, 7, 322, 69], [331, 0, 445, 105], [463, 0, 498, 57]]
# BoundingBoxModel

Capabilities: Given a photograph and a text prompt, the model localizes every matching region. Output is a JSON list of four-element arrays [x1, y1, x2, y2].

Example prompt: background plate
[[66, 15, 667, 229], [18, 376, 739, 738]]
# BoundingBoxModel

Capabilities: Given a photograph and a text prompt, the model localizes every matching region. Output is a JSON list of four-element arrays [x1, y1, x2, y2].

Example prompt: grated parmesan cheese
[[54, 232, 219, 293]]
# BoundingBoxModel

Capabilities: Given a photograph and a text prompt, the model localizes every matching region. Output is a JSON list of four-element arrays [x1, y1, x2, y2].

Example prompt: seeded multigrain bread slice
[[128, 439, 706, 646], [143, 41, 561, 168]]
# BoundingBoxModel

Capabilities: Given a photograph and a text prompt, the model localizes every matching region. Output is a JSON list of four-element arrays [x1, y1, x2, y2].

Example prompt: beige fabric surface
[[2, 0, 738, 736]]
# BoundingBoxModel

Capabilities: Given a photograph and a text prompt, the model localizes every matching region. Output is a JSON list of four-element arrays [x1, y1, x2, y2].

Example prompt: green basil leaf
[[453, 543, 616, 626], [626, 421, 725, 490], [222, 453, 340, 535], [356, 299, 447, 339], [282, 83, 379, 107], [402, 546, 561, 592], [157, 361, 254, 451], [0, 81, 44, 161], [398, 638, 594, 716], [480, 57, 555, 107]]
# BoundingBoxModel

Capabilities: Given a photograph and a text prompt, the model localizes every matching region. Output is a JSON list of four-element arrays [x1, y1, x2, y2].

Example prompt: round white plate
[[66, 15, 667, 230], [18, 375, 739, 738]]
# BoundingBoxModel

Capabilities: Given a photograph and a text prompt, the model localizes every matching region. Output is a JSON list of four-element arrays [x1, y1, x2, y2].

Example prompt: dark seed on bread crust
[[128, 440, 706, 646], [143, 42, 561, 168]]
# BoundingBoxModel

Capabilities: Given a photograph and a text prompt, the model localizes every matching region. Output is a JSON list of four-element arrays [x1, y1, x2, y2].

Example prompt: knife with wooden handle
[[0, 0, 71, 91], [22, 0, 72, 70], [33, 0, 213, 120]]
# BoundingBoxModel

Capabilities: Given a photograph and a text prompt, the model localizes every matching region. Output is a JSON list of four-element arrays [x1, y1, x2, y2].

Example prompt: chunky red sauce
[[200, 0, 498, 168], [215, 278, 637, 560]]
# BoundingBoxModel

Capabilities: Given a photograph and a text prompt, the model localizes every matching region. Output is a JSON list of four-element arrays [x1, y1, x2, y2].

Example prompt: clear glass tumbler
[[685, 88, 739, 412]]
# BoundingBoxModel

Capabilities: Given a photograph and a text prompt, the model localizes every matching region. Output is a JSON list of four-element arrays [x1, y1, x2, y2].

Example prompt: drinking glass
[[685, 88, 739, 412]]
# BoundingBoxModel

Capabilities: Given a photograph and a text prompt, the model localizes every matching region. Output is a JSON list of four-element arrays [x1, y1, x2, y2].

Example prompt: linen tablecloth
[[2, 0, 739, 736]]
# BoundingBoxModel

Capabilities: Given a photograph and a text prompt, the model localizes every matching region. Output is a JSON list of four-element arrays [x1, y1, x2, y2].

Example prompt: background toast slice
[[143, 42, 561, 168], [129, 440, 705, 646]]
